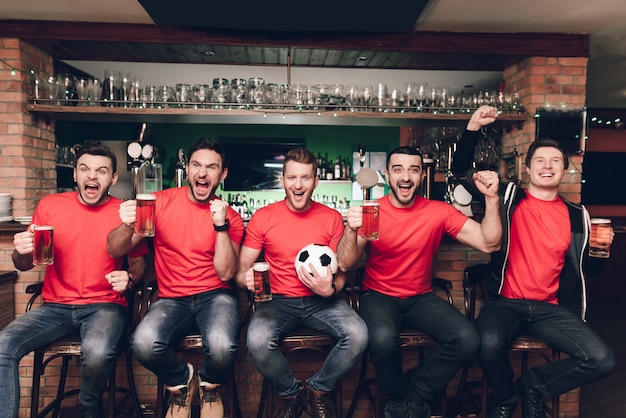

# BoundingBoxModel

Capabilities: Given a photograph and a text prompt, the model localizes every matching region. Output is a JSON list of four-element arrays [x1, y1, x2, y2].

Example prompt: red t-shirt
[[363, 195, 468, 298], [151, 187, 244, 298], [243, 200, 344, 297], [32, 192, 149, 306], [501, 193, 570, 303]]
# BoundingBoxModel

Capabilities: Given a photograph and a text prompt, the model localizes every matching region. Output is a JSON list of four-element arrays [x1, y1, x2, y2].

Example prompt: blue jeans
[[0, 302, 127, 418], [246, 295, 368, 397], [131, 288, 240, 386], [359, 290, 479, 401], [476, 297, 615, 402]]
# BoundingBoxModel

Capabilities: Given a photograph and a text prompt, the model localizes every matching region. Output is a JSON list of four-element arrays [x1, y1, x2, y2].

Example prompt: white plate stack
[[0, 193, 11, 222]]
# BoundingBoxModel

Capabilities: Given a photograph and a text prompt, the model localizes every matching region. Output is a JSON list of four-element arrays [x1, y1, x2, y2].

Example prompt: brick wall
[[503, 56, 588, 203], [0, 38, 588, 417], [0, 38, 56, 417]]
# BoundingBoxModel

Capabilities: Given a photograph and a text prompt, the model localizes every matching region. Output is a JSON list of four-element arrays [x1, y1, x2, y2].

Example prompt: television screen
[[582, 152, 626, 205], [535, 109, 587, 155], [221, 138, 305, 191]]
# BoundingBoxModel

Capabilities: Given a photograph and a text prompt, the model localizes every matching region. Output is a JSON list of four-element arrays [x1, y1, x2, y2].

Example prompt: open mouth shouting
[[195, 179, 210, 195], [82, 182, 101, 201]]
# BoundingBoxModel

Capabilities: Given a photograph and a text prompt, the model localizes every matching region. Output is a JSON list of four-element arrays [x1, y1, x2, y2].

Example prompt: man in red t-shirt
[[7, 143, 148, 418], [236, 148, 368, 418], [338, 146, 502, 418], [453, 106, 615, 418], [108, 138, 244, 418]]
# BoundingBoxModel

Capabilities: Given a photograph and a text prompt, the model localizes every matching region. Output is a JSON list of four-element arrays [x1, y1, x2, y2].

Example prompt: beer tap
[[127, 141, 154, 199], [355, 144, 378, 200]]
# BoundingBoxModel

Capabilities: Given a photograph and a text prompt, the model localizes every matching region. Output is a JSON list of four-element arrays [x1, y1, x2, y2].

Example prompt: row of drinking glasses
[[33, 74, 101, 106], [32, 74, 524, 113]]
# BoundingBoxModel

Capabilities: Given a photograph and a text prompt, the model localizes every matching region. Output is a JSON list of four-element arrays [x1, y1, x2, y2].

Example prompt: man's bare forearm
[[337, 227, 361, 272], [12, 250, 33, 271], [107, 223, 135, 258]]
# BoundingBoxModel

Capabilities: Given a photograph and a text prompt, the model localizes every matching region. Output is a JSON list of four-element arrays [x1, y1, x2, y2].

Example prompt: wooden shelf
[[27, 103, 529, 128]]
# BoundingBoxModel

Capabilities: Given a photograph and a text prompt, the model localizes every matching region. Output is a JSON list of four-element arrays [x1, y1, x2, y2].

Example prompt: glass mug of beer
[[589, 218, 611, 258], [135, 194, 156, 237], [33, 225, 54, 265], [361, 200, 380, 241], [253, 262, 272, 302]]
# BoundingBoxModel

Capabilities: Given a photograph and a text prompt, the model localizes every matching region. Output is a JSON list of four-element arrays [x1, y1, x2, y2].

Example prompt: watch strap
[[214, 219, 230, 231]]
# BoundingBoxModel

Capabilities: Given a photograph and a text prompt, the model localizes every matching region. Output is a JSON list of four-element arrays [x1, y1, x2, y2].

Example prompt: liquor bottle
[[342, 157, 351, 179], [316, 153, 323, 179], [333, 156, 341, 179]]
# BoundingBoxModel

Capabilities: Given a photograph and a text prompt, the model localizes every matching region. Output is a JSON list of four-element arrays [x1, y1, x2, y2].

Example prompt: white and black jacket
[[451, 129, 606, 321]]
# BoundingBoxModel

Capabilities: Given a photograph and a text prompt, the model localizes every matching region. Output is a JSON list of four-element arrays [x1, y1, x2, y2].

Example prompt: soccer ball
[[295, 243, 338, 277]]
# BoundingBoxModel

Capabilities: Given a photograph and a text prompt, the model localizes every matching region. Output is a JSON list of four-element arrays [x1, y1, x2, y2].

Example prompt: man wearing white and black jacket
[[452, 106, 615, 418]]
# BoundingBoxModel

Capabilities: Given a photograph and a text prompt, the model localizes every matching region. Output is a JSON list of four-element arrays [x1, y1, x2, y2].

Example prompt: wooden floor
[[579, 297, 626, 418]]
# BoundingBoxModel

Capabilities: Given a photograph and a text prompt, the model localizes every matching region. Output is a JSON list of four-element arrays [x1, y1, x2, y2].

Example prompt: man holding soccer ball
[[236, 147, 368, 418], [337, 140, 502, 418]]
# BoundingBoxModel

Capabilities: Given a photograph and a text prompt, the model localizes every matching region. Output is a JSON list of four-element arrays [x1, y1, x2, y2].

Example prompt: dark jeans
[[131, 288, 240, 387], [359, 290, 479, 401], [476, 297, 615, 402], [0, 302, 127, 418], [247, 295, 368, 397]]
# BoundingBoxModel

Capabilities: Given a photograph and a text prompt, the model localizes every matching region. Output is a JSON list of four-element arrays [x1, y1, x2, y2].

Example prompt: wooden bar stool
[[346, 269, 454, 418], [26, 281, 143, 418], [143, 280, 252, 418], [255, 326, 342, 418], [450, 263, 560, 418]]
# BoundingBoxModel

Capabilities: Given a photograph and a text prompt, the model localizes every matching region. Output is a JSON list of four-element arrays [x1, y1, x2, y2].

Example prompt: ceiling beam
[[0, 20, 589, 57]]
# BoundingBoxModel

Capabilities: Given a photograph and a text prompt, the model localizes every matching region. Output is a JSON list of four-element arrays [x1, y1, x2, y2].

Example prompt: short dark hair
[[387, 146, 423, 169], [187, 138, 229, 169], [526, 138, 570, 170], [283, 147, 317, 173], [74, 142, 117, 173]]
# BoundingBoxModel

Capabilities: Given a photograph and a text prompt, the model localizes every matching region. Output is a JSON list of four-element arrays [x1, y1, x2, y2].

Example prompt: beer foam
[[136, 193, 156, 200], [253, 262, 269, 272], [34, 225, 53, 230], [590, 218, 611, 224]]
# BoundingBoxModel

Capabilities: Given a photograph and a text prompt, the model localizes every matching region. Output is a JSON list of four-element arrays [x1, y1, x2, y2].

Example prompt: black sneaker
[[406, 398, 430, 418], [384, 398, 408, 418], [487, 402, 516, 418], [275, 384, 305, 418], [516, 376, 545, 418], [80, 402, 104, 418]]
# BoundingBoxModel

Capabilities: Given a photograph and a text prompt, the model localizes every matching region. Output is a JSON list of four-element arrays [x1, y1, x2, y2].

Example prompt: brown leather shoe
[[303, 384, 337, 418], [274, 385, 305, 418]]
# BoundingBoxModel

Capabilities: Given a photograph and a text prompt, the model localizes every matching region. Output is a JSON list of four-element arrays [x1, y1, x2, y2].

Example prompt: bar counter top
[[0, 222, 28, 233]]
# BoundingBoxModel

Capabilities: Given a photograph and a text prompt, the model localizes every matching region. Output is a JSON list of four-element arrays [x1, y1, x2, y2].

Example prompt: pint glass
[[361, 200, 380, 241], [253, 262, 272, 302], [33, 225, 54, 265], [135, 194, 156, 237], [589, 218, 611, 258]]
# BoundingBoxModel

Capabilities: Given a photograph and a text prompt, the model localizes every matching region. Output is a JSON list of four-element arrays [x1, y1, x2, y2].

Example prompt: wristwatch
[[214, 219, 230, 232], [125, 273, 134, 293]]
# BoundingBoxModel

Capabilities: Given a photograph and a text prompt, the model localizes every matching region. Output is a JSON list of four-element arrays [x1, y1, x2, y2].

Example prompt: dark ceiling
[[0, 20, 588, 74], [138, 0, 431, 32]]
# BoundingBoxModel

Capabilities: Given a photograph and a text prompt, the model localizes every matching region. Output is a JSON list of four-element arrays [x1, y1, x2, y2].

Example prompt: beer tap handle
[[358, 144, 366, 168], [177, 148, 186, 168]]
